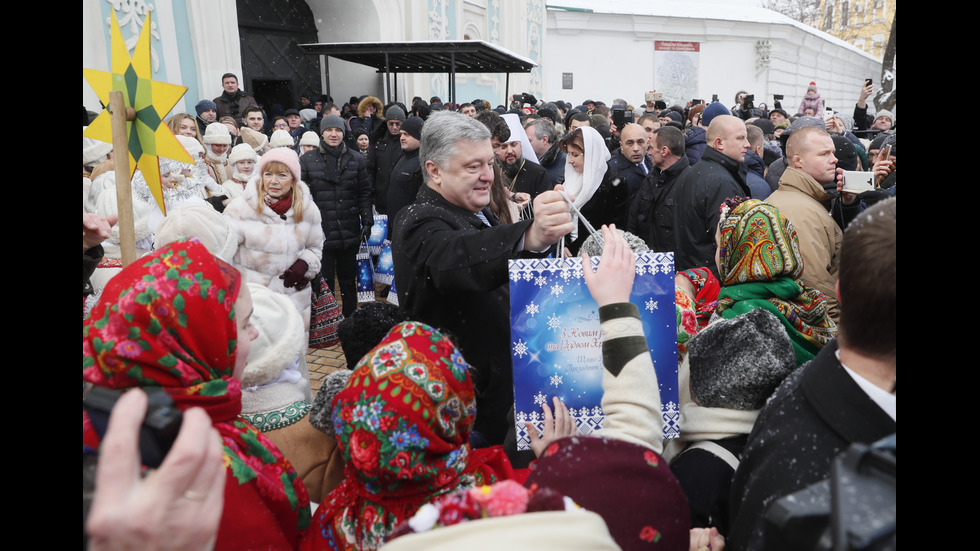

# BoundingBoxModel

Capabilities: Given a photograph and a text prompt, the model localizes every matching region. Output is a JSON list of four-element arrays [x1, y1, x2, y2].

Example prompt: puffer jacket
[[299, 142, 374, 250], [684, 126, 707, 165]]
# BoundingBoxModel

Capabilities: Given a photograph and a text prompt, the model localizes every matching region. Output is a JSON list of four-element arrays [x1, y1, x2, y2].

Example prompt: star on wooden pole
[[84, 9, 193, 221]]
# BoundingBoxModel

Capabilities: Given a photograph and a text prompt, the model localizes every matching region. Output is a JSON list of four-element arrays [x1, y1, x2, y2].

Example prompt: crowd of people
[[82, 72, 896, 550]]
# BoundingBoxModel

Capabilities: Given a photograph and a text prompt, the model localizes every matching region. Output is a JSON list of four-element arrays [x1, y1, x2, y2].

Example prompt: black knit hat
[[751, 118, 776, 137], [400, 116, 424, 140], [831, 134, 858, 171], [688, 308, 796, 410]]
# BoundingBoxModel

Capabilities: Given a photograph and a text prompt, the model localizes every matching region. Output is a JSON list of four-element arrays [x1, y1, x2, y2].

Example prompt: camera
[[512, 92, 537, 106], [84, 384, 183, 468], [744, 94, 755, 110], [773, 94, 784, 100], [711, 94, 719, 103]]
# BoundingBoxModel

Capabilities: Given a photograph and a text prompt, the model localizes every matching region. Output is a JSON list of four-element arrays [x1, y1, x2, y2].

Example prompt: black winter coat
[[299, 143, 374, 250], [391, 185, 535, 445], [566, 164, 629, 257], [627, 156, 690, 253], [728, 340, 895, 551], [671, 147, 750, 277], [386, 147, 422, 237], [607, 148, 653, 201], [366, 131, 402, 215]]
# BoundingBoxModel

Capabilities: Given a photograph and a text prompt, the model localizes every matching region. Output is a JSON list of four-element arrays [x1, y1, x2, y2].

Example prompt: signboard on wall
[[562, 72, 573, 89], [654, 41, 700, 107]]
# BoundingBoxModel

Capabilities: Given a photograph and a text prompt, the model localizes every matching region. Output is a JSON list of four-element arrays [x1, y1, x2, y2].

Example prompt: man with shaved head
[[608, 123, 654, 200], [766, 125, 842, 321], [671, 115, 751, 277]]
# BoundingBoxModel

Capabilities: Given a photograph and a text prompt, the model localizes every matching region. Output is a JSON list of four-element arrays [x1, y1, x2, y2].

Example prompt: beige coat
[[766, 167, 842, 322]]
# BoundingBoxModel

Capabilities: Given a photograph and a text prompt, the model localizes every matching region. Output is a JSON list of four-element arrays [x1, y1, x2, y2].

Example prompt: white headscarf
[[561, 125, 610, 214], [501, 113, 539, 165]]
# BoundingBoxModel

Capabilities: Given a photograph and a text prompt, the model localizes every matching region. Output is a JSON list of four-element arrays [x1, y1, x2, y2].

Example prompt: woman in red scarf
[[302, 321, 517, 550], [223, 147, 324, 332], [82, 239, 311, 550]]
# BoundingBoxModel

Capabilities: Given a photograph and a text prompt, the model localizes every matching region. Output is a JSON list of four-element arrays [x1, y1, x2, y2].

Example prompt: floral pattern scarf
[[715, 199, 837, 365], [82, 239, 310, 550], [302, 322, 513, 551]]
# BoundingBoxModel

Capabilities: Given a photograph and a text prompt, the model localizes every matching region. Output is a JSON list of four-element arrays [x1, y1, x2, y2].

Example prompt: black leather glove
[[360, 225, 373, 242], [280, 259, 309, 289]]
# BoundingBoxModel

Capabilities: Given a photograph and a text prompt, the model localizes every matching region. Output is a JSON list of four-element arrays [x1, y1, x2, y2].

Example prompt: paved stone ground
[[305, 282, 392, 395]]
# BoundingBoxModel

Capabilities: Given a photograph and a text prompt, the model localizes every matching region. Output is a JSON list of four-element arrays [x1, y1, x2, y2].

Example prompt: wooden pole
[[109, 91, 137, 266]]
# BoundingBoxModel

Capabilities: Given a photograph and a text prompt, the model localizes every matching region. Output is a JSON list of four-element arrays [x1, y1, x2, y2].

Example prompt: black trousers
[[320, 242, 359, 316]]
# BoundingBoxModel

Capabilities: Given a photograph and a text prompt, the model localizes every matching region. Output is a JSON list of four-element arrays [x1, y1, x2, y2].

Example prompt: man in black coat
[[627, 126, 689, 253], [366, 105, 407, 217], [524, 118, 566, 187], [490, 118, 552, 200], [728, 199, 896, 551], [607, 123, 654, 201], [671, 115, 751, 278], [300, 114, 374, 316], [391, 111, 573, 446], [386, 116, 424, 240]]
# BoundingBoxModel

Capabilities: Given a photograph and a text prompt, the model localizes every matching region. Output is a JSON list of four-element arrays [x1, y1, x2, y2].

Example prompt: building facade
[[543, 0, 883, 116], [82, 0, 545, 116], [810, 0, 895, 59]]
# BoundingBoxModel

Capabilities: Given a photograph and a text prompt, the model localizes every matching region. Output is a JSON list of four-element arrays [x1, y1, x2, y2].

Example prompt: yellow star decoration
[[84, 10, 193, 215]]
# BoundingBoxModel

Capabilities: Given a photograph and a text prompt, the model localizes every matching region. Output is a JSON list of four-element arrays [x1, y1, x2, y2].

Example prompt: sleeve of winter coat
[[299, 203, 324, 279], [592, 302, 664, 453], [852, 103, 871, 131], [401, 214, 533, 295]]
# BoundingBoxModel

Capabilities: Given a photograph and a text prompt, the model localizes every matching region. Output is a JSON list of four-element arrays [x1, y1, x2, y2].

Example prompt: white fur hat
[[269, 129, 295, 148], [203, 122, 231, 145], [240, 127, 268, 153], [83, 136, 113, 167], [299, 131, 320, 147], [240, 283, 311, 415], [227, 142, 258, 165], [175, 135, 205, 160], [152, 202, 238, 262], [299, 108, 317, 123]]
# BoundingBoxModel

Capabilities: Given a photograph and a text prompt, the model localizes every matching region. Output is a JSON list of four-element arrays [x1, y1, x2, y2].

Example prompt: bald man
[[608, 123, 654, 200], [671, 115, 751, 277], [766, 125, 842, 321]]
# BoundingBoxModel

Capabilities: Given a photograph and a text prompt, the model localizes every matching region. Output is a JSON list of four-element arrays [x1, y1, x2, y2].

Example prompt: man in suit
[[391, 111, 573, 446], [607, 123, 653, 201]]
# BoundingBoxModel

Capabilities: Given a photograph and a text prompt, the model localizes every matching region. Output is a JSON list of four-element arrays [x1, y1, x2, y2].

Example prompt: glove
[[359, 225, 373, 242], [280, 259, 309, 289]]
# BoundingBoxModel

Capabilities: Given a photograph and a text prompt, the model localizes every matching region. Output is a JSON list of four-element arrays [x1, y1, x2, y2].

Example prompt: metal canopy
[[297, 40, 537, 106]]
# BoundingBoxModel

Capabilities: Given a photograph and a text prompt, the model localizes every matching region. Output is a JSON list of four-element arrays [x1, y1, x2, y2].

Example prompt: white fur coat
[[223, 176, 324, 330]]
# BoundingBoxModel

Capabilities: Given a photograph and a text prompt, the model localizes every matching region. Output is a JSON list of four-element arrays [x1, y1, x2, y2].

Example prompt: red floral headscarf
[[302, 321, 514, 551], [82, 239, 310, 550]]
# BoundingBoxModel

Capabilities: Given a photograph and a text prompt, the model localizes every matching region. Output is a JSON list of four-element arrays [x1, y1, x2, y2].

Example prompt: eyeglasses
[[274, 123, 288, 129]]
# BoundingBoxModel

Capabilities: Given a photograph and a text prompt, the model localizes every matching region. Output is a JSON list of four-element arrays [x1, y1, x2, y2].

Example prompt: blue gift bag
[[509, 251, 680, 451]]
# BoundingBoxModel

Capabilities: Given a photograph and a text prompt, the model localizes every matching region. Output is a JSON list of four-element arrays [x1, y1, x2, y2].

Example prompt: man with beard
[[490, 116, 552, 202]]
